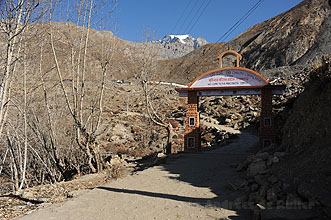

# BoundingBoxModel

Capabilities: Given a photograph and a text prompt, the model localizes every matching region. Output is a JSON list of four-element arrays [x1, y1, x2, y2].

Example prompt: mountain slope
[[152, 0, 330, 84], [237, 0, 330, 70]]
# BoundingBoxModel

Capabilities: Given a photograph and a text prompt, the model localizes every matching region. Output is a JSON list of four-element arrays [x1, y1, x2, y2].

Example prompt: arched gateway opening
[[175, 51, 285, 152]]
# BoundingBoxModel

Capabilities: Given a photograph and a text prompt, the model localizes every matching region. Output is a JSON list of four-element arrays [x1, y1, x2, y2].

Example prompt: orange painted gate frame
[[175, 51, 285, 152]]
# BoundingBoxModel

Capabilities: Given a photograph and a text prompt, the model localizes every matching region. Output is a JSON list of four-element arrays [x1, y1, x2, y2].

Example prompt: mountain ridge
[[151, 0, 330, 84], [152, 34, 208, 58]]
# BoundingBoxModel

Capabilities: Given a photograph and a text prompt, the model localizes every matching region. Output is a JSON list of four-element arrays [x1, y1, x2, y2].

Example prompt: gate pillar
[[184, 91, 201, 152], [260, 87, 276, 147]]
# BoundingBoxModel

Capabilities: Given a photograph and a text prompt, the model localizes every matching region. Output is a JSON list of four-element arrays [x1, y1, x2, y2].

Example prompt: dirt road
[[17, 132, 257, 220]]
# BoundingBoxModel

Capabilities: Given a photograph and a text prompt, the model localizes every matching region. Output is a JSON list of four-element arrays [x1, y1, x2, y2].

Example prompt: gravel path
[[200, 114, 241, 134], [17, 132, 257, 220]]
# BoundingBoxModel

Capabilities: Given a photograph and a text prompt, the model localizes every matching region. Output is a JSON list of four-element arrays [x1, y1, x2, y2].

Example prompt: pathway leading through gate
[[175, 50, 285, 152]]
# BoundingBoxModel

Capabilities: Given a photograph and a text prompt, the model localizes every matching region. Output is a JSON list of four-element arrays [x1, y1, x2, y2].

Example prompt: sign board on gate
[[175, 50, 285, 97], [189, 67, 268, 89]]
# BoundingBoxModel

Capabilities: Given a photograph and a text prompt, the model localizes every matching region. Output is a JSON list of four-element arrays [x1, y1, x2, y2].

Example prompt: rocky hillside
[[153, 0, 330, 85], [277, 58, 331, 183], [13, 0, 328, 83], [16, 23, 208, 82], [279, 58, 331, 214], [281, 59, 331, 152]]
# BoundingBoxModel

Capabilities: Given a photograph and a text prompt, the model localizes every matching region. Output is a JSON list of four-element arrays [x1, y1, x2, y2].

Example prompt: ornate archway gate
[[175, 51, 285, 152]]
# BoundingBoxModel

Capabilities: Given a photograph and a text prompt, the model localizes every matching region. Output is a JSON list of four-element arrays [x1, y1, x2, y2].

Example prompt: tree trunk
[[85, 142, 96, 173], [165, 124, 174, 155], [91, 143, 102, 172]]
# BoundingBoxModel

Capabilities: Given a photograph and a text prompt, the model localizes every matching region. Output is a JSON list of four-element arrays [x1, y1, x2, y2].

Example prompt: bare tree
[[0, 147, 8, 175], [0, 0, 122, 193], [48, 0, 118, 173], [0, 0, 49, 191], [0, 0, 42, 138], [135, 30, 175, 154]]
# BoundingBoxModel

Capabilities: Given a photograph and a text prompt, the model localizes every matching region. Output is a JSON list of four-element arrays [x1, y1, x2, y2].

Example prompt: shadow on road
[[97, 186, 209, 204], [98, 132, 258, 220]]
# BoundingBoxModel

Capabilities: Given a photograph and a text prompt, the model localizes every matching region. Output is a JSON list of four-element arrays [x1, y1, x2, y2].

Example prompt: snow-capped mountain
[[156, 34, 207, 48], [168, 34, 191, 44], [153, 34, 208, 58]]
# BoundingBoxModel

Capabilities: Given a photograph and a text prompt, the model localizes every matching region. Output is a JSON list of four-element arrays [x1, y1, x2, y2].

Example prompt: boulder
[[268, 175, 279, 184], [267, 156, 280, 167], [254, 175, 269, 186], [274, 152, 286, 158], [247, 155, 256, 163], [272, 156, 280, 164], [225, 118, 232, 124], [253, 157, 264, 163], [247, 161, 268, 177], [257, 152, 269, 160], [21, 191, 34, 200]]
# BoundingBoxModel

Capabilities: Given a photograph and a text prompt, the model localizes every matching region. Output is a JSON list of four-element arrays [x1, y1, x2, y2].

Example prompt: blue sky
[[113, 0, 303, 43]]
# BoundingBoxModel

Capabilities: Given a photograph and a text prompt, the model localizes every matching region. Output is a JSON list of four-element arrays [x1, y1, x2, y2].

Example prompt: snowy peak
[[157, 34, 207, 49], [152, 34, 208, 59], [167, 34, 191, 44]]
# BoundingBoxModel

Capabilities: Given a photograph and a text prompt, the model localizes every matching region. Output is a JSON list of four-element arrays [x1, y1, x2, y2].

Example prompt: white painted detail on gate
[[190, 69, 268, 88]]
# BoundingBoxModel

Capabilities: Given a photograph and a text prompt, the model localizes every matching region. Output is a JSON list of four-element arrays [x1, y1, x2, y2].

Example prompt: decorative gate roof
[[176, 51, 285, 97], [189, 67, 268, 89]]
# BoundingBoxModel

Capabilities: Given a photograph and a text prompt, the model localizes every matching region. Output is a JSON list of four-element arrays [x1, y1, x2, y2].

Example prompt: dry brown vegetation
[[0, 0, 330, 219], [0, 0, 148, 194]]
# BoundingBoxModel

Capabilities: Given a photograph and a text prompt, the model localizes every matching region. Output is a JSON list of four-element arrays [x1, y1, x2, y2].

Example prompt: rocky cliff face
[[271, 58, 331, 214], [235, 0, 330, 70], [281, 59, 331, 152]]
